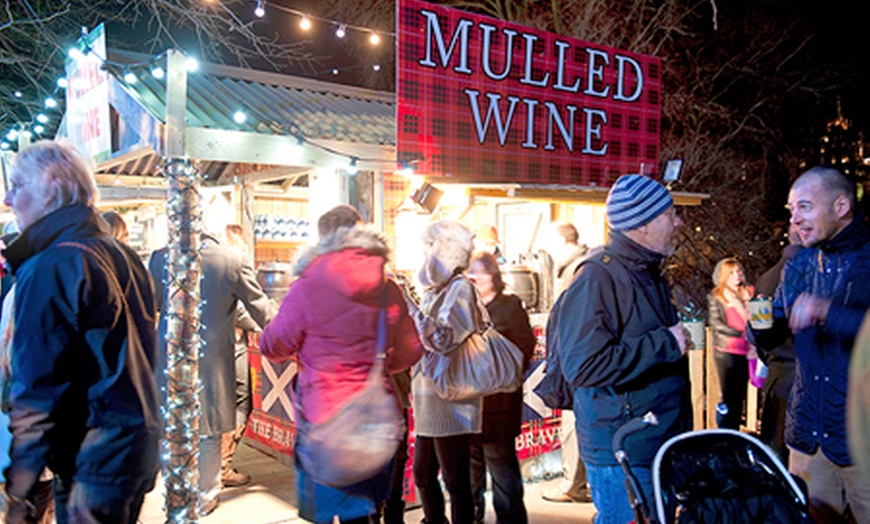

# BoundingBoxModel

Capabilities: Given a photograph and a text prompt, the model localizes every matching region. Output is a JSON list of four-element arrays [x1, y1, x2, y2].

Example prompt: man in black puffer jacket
[[556, 175, 692, 524], [1, 141, 160, 523]]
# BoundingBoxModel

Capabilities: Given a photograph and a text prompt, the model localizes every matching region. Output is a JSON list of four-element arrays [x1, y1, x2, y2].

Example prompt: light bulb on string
[[1, 142, 9, 150], [6, 130, 18, 141], [45, 97, 57, 108], [13, 90, 22, 98], [373, 64, 382, 72], [254, 0, 265, 18], [68, 47, 84, 61], [57, 77, 68, 89], [124, 69, 137, 84], [151, 65, 165, 79], [34, 125, 45, 134], [332, 69, 339, 75], [347, 157, 359, 175], [184, 57, 199, 72], [369, 32, 381, 45], [300, 15, 311, 31], [335, 24, 347, 38], [36, 114, 49, 124]]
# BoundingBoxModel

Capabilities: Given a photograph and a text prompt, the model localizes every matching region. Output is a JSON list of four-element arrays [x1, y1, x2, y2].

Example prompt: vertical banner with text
[[65, 24, 112, 163], [397, 0, 662, 185]]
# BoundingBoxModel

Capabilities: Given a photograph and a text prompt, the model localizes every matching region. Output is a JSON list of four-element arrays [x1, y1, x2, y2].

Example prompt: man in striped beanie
[[553, 174, 692, 523]]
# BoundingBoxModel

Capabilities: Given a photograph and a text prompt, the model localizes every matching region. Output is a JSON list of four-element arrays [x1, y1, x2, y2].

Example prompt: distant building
[[800, 98, 869, 215]]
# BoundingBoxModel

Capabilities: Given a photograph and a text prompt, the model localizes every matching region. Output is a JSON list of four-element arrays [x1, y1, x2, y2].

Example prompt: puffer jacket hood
[[294, 225, 391, 299], [419, 220, 474, 288]]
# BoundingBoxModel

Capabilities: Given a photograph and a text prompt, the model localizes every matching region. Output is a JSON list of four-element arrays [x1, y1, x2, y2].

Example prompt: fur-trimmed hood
[[292, 225, 391, 300], [294, 225, 390, 275], [419, 220, 474, 288]]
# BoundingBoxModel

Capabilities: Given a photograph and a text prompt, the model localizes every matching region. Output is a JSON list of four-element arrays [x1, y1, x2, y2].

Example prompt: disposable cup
[[682, 319, 706, 350], [749, 297, 774, 330]]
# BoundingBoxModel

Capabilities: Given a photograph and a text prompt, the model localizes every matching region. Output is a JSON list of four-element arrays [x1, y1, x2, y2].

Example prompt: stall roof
[[99, 50, 398, 182]]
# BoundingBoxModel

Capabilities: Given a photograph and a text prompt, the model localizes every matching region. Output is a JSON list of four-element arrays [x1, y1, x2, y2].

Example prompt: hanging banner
[[397, 0, 661, 185], [65, 24, 112, 163]]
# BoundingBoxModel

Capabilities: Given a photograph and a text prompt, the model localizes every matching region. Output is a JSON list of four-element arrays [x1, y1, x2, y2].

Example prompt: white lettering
[[520, 33, 549, 88], [553, 40, 580, 93], [582, 108, 608, 155], [584, 48, 610, 98], [480, 24, 516, 81], [418, 9, 473, 74], [614, 54, 644, 102], [464, 89, 521, 145], [544, 101, 577, 152]]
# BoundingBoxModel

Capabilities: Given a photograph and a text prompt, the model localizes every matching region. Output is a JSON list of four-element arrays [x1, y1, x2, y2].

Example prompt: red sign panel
[[397, 0, 662, 185]]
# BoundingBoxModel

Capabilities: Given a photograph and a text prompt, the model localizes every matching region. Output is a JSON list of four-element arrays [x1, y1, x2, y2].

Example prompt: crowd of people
[[0, 138, 869, 524]]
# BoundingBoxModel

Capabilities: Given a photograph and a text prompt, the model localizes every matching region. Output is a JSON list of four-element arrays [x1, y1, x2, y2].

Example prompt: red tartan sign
[[397, 0, 662, 185]]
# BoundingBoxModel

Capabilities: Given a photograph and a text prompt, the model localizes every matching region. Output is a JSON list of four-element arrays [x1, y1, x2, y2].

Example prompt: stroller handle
[[613, 411, 659, 456]]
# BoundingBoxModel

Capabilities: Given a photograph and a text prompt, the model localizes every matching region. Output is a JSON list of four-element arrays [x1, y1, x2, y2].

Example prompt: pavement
[[138, 443, 598, 523]]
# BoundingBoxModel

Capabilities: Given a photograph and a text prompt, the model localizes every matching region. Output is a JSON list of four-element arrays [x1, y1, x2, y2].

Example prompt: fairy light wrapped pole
[[161, 49, 204, 521]]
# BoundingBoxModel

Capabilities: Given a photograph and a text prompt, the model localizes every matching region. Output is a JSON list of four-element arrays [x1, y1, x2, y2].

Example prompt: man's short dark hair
[[800, 166, 857, 209], [317, 204, 362, 238], [555, 222, 579, 245]]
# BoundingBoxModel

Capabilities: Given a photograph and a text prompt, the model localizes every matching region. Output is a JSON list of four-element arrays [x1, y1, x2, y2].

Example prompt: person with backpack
[[555, 175, 692, 524]]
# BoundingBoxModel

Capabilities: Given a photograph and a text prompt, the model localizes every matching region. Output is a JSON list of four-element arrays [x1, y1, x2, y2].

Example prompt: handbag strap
[[295, 285, 390, 417], [367, 287, 389, 381], [57, 240, 159, 428]]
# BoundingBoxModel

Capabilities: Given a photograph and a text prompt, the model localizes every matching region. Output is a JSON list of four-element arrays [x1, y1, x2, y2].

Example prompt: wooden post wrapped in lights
[[161, 158, 203, 521]]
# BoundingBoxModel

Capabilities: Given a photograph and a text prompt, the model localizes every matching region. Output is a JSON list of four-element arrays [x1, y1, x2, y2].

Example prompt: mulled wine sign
[[397, 0, 662, 185]]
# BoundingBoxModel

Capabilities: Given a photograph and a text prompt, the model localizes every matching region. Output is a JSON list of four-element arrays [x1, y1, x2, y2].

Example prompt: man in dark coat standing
[[2, 141, 160, 523], [753, 166, 870, 522], [150, 229, 275, 514], [556, 175, 691, 524]]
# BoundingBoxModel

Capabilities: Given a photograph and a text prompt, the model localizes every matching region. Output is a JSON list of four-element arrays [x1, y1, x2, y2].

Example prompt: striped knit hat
[[605, 175, 673, 232]]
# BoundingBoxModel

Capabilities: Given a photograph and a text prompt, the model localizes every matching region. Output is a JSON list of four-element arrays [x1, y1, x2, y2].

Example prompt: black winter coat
[[1, 204, 160, 499], [479, 292, 536, 441], [557, 231, 691, 467]]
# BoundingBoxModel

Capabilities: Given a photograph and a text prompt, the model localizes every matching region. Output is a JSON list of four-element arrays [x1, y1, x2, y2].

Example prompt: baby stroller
[[613, 412, 811, 523]]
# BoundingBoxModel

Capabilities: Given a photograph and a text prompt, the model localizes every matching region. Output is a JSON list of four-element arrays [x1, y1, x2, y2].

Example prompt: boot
[[221, 424, 251, 487]]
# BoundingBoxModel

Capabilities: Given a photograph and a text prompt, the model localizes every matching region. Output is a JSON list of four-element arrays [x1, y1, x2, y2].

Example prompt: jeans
[[53, 474, 154, 524], [414, 434, 475, 524], [714, 349, 748, 430], [586, 464, 653, 524], [470, 434, 527, 524]]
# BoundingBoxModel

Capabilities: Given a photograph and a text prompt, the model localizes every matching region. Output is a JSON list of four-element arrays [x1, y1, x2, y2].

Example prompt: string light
[[124, 69, 138, 84], [369, 32, 381, 45], [347, 157, 358, 175], [233, 110, 247, 124], [57, 77, 68, 89], [160, 158, 204, 521], [254, 0, 265, 18], [184, 57, 199, 72], [44, 97, 57, 108], [299, 14, 311, 31], [151, 65, 165, 79], [36, 114, 49, 124], [264, 3, 396, 42]]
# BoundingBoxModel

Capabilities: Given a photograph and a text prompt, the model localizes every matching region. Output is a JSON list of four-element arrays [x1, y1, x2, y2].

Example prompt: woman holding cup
[[708, 257, 755, 430]]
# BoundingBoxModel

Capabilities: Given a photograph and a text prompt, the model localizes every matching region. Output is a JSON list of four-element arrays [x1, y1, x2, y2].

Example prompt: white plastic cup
[[749, 297, 774, 330], [682, 319, 706, 350]]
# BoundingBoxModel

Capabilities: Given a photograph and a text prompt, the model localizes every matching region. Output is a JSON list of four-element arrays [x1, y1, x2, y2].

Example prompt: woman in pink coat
[[260, 217, 423, 524]]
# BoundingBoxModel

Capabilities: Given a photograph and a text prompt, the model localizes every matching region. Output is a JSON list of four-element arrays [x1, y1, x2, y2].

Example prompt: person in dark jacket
[[466, 251, 536, 524], [754, 224, 802, 463], [556, 175, 691, 524], [752, 166, 870, 522], [1, 140, 160, 523]]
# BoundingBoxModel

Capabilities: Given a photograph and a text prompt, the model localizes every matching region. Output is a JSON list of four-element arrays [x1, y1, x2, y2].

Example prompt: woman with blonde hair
[[708, 257, 754, 429]]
